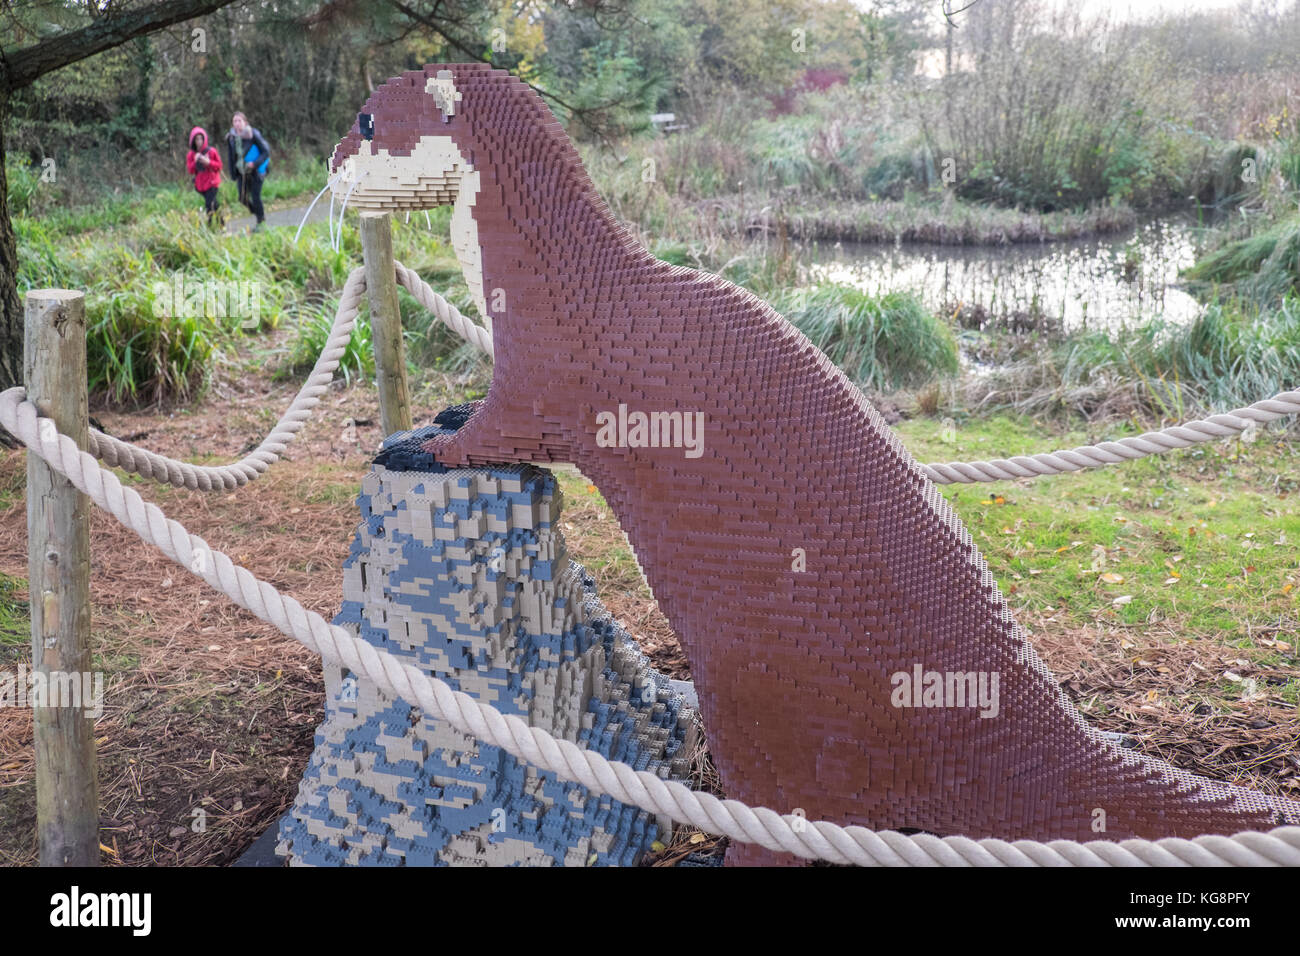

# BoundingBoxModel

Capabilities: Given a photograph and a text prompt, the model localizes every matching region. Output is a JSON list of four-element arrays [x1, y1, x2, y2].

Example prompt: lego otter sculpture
[[322, 63, 1299, 865]]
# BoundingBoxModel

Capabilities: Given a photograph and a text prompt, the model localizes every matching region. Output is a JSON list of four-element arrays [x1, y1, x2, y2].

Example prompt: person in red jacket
[[186, 126, 224, 224]]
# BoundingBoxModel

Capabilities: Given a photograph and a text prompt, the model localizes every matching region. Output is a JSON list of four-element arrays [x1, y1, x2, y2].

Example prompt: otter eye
[[359, 113, 374, 141]]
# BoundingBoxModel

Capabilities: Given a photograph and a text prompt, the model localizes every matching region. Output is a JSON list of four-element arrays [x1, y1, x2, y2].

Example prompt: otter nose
[[358, 112, 374, 141]]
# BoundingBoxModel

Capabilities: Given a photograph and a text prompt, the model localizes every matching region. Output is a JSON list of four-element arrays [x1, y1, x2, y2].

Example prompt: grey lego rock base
[[277, 423, 700, 866]]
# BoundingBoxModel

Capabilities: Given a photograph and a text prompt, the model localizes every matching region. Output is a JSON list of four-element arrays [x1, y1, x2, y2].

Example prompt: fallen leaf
[[1100, 572, 1124, 584]]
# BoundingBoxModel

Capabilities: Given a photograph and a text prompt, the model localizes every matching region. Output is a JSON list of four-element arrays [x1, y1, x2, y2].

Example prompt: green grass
[[1183, 217, 1300, 306], [1057, 296, 1300, 413], [8, 151, 329, 239], [551, 413, 1299, 649], [896, 414, 1300, 642], [15, 185, 466, 405], [284, 298, 374, 385], [778, 283, 959, 391], [0, 574, 30, 663]]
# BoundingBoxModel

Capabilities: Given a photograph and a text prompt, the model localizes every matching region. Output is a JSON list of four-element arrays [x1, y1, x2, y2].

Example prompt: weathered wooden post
[[359, 212, 413, 435], [24, 289, 98, 866]]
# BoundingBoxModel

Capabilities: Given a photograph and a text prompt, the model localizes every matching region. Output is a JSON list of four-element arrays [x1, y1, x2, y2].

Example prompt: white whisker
[[424, 211, 432, 230], [335, 171, 366, 252], [295, 173, 341, 246], [405, 211, 411, 224], [329, 184, 338, 250]]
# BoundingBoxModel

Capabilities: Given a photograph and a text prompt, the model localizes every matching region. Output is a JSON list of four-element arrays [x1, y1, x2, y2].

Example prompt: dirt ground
[[0, 350, 1296, 867]]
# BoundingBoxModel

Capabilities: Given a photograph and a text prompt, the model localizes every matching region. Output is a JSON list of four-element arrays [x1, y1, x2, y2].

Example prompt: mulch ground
[[1, 355, 1296, 866]]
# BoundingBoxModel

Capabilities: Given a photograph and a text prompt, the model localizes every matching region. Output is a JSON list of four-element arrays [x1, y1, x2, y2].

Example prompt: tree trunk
[[0, 100, 24, 394]]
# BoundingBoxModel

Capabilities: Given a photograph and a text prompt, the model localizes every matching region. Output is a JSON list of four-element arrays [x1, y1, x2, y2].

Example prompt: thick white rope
[[388, 265, 1296, 484], [58, 261, 489, 491], [5, 387, 1299, 867], [81, 267, 367, 491], [920, 392, 1300, 484], [394, 262, 494, 357], [63, 252, 1297, 493]]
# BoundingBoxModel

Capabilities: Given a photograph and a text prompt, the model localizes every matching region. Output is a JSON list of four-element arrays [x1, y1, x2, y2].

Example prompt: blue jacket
[[226, 127, 271, 179]]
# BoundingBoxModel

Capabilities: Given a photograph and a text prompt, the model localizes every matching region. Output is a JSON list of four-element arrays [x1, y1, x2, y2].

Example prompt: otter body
[[329, 64, 1299, 865]]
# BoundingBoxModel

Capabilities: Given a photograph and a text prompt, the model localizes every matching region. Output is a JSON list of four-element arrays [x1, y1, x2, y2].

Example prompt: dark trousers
[[238, 172, 265, 222], [200, 186, 220, 220]]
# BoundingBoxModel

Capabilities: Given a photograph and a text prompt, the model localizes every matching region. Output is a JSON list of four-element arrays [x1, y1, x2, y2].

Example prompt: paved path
[[225, 201, 325, 236]]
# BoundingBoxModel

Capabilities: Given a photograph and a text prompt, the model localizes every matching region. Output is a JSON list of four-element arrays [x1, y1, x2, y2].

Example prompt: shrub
[[778, 283, 959, 390]]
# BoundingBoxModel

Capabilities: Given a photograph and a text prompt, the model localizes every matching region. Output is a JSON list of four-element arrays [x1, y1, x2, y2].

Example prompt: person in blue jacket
[[226, 111, 272, 230]]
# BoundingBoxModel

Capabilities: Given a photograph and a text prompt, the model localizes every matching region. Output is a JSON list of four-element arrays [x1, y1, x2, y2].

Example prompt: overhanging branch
[[1, 0, 239, 92]]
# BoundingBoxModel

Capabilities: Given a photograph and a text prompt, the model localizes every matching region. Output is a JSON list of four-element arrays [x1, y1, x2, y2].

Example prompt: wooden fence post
[[24, 289, 98, 867], [359, 212, 413, 436]]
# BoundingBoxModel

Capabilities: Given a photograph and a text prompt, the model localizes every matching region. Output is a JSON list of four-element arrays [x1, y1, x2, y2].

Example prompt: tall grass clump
[[1183, 217, 1300, 306], [13, 198, 391, 404], [1057, 297, 1300, 412], [779, 284, 958, 391], [285, 296, 373, 385], [87, 279, 218, 404]]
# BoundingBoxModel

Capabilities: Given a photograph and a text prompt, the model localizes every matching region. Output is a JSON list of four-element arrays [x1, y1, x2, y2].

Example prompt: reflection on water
[[808, 219, 1202, 331]]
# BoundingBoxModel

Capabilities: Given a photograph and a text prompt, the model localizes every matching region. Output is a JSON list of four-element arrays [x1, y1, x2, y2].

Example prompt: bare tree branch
[[1, 0, 240, 92]]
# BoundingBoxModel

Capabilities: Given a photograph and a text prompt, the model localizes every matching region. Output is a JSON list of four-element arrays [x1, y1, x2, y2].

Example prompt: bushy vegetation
[[13, 190, 473, 404], [779, 284, 958, 391], [1184, 218, 1300, 306], [1058, 297, 1300, 413]]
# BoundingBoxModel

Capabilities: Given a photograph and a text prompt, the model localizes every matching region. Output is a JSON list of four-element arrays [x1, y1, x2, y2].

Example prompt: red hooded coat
[[186, 126, 223, 192]]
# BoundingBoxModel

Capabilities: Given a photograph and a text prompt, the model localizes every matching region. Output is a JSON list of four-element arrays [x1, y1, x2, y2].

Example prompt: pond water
[[805, 218, 1204, 332]]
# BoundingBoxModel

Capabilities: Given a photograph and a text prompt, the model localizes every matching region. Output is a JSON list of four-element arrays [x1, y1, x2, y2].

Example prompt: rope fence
[[46, 257, 1300, 494], [9, 246, 1300, 866]]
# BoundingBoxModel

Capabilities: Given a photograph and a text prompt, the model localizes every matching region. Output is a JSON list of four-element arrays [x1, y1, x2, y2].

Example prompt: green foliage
[[4, 157, 45, 217], [12, 182, 375, 404], [778, 284, 959, 391], [87, 276, 217, 404], [286, 299, 373, 386], [0, 573, 30, 650], [1184, 218, 1300, 306], [1057, 297, 1300, 412], [910, 2, 1218, 210]]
